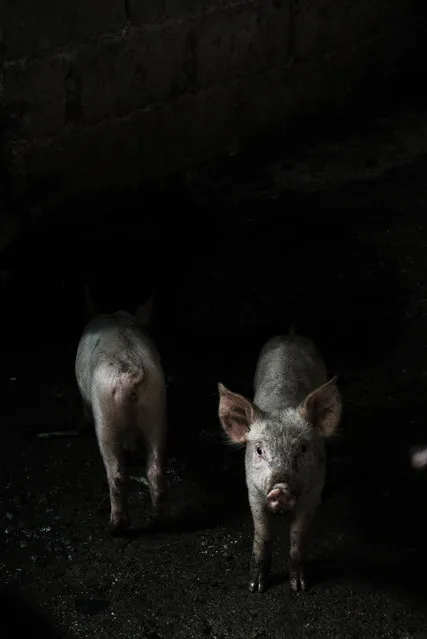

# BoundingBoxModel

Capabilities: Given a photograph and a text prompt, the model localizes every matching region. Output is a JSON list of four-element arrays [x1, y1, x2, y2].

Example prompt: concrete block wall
[[0, 0, 423, 203]]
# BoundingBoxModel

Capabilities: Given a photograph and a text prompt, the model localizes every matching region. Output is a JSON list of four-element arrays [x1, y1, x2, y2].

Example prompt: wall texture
[[0, 0, 424, 203]]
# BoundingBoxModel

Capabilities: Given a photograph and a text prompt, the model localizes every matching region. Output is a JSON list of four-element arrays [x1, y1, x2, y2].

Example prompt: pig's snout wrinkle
[[266, 483, 296, 513]]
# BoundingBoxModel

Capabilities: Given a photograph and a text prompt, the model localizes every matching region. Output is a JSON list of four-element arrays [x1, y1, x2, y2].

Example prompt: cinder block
[[75, 26, 193, 123], [1, 0, 126, 58], [233, 67, 289, 143], [294, 0, 406, 61], [257, 0, 291, 67], [21, 84, 237, 197], [126, 0, 167, 24], [2, 56, 66, 137], [24, 118, 140, 198], [197, 5, 263, 87], [138, 84, 237, 180], [126, 0, 223, 24], [253, 24, 408, 121], [165, 0, 222, 19]]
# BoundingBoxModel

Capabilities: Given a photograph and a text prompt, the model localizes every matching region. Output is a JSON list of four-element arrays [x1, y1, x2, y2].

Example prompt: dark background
[[2, 1, 427, 637], [3, 118, 427, 636]]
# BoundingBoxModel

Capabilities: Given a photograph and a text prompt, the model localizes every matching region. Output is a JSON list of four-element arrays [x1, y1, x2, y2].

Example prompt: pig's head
[[218, 378, 342, 514]]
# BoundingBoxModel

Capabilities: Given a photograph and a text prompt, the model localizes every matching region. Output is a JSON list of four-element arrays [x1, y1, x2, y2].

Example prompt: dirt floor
[[3, 104, 427, 638]]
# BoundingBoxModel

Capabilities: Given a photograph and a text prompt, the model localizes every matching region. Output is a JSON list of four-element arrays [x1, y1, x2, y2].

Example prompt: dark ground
[[3, 103, 427, 638]]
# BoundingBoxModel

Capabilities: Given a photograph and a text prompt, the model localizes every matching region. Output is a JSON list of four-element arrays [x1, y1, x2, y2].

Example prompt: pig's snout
[[266, 483, 296, 514]]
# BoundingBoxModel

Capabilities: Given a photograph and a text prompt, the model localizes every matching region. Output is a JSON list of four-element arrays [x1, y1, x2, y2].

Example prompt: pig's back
[[254, 335, 327, 412], [75, 311, 162, 402]]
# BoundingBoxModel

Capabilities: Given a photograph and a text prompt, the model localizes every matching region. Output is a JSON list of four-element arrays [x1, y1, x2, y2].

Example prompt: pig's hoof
[[248, 571, 267, 593], [108, 515, 130, 536], [289, 570, 306, 593]]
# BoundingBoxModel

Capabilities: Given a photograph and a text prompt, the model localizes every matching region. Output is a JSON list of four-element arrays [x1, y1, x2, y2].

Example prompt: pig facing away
[[218, 332, 342, 593], [75, 296, 167, 535]]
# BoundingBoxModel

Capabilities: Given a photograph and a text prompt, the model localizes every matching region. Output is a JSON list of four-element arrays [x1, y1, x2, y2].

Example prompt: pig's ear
[[218, 383, 259, 445], [135, 290, 155, 329], [298, 376, 342, 437]]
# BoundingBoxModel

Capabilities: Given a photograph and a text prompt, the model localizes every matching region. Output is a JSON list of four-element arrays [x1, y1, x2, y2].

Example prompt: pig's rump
[[75, 314, 159, 396], [89, 361, 146, 447], [75, 315, 164, 446], [75, 312, 167, 532]]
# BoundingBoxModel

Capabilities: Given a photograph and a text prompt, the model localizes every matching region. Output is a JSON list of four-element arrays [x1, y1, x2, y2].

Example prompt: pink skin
[[411, 448, 427, 470], [217, 373, 342, 594], [266, 484, 297, 514]]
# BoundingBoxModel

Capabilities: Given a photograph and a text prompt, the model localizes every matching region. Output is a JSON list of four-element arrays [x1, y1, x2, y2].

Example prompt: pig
[[218, 331, 342, 593], [410, 446, 427, 470], [75, 292, 167, 535]]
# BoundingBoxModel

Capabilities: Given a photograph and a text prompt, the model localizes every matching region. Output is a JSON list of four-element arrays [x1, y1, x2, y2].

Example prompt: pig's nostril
[[267, 485, 291, 501], [275, 476, 289, 486], [266, 485, 297, 513]]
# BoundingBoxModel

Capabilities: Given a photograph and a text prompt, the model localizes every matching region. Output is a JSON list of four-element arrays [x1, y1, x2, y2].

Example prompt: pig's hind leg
[[146, 437, 166, 513], [136, 402, 167, 515], [93, 400, 131, 535]]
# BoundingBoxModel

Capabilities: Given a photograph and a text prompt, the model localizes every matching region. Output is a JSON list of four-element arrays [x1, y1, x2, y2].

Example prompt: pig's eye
[[301, 441, 309, 454], [256, 445, 263, 457]]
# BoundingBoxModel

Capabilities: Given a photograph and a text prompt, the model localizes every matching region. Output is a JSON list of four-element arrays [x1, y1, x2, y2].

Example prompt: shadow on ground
[[0, 585, 72, 638]]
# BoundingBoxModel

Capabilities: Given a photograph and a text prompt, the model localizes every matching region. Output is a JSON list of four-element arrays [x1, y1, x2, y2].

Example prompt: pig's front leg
[[248, 489, 273, 593], [288, 494, 320, 592]]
